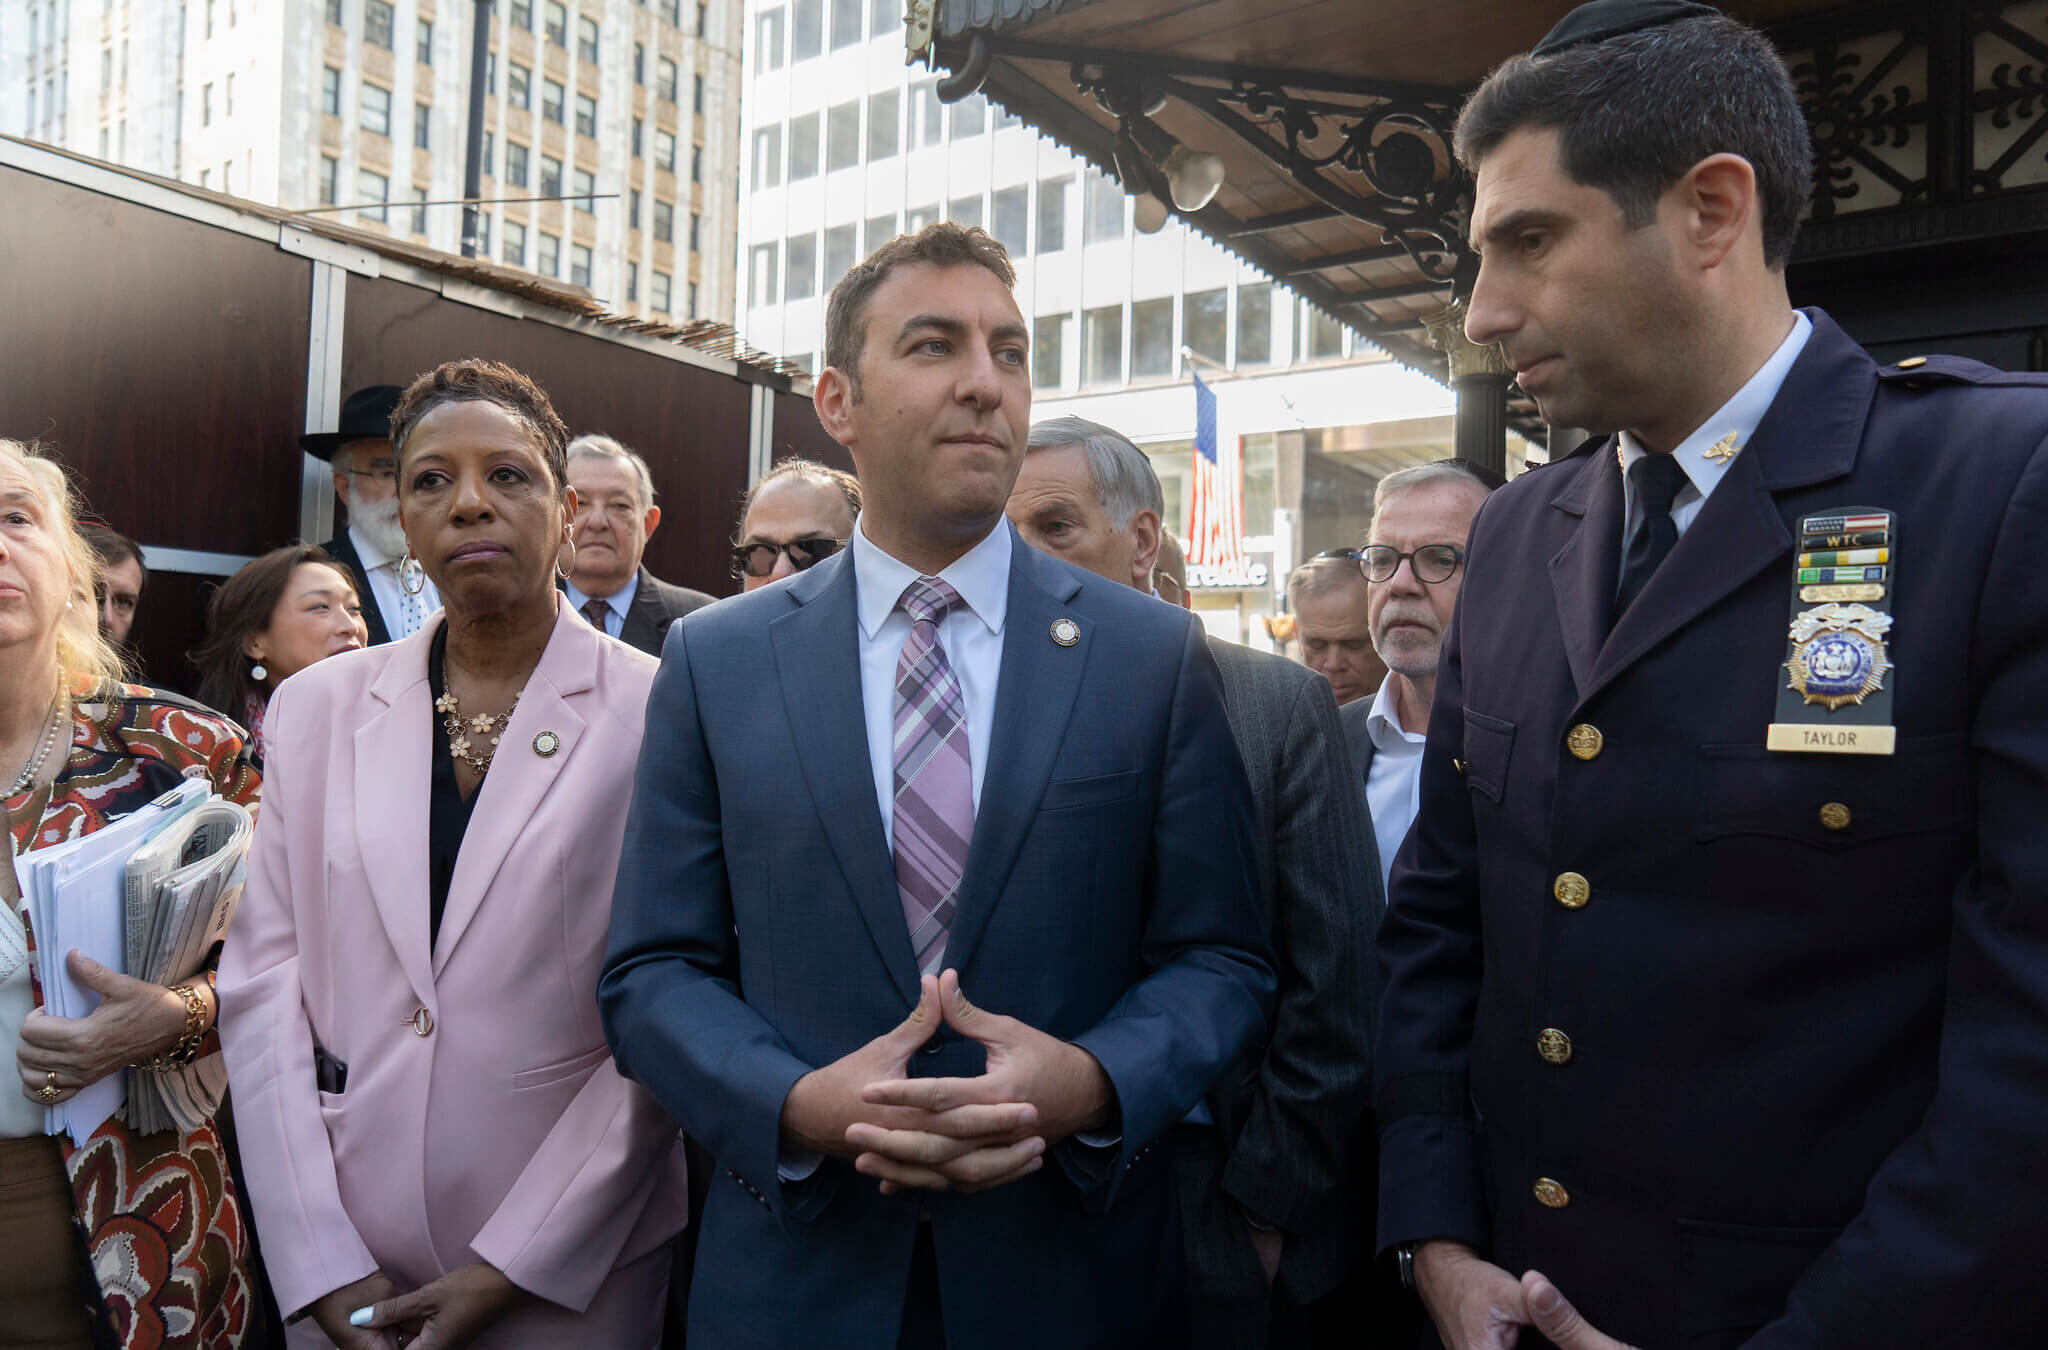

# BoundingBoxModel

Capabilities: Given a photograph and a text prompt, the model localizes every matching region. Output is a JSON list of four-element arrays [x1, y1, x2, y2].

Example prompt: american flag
[[1185, 372, 1245, 568]]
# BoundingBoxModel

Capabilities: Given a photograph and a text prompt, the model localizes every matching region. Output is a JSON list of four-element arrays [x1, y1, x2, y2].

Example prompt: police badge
[[1766, 509, 1898, 755]]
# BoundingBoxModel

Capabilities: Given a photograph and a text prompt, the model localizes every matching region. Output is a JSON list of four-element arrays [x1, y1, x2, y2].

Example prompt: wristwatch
[[1395, 1241, 1420, 1292]]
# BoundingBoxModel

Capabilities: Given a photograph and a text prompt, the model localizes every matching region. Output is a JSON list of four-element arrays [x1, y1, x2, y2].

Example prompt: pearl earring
[[250, 663, 268, 682]]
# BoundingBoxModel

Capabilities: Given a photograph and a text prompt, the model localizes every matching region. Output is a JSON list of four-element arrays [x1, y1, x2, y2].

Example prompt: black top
[[426, 624, 481, 946]]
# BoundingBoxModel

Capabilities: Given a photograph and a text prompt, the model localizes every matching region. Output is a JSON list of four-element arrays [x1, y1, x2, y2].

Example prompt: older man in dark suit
[[1377, 6, 2048, 1347], [1009, 415, 1380, 1349], [563, 433, 713, 655]]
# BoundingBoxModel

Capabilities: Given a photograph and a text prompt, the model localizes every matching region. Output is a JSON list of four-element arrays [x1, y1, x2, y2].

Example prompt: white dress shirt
[[1617, 309, 1813, 553], [565, 572, 639, 640], [851, 516, 1009, 849], [1362, 674, 1428, 899], [351, 521, 441, 641]]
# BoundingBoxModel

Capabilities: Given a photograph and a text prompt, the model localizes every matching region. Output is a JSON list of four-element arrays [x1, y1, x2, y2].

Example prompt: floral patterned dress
[[6, 686, 262, 1350]]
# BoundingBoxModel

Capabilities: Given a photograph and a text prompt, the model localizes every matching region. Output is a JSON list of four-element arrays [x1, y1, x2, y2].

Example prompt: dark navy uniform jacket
[[1375, 309, 2048, 1349]]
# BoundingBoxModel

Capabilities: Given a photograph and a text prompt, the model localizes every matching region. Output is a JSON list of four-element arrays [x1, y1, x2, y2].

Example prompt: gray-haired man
[[563, 433, 714, 655], [1007, 415, 1383, 1348]]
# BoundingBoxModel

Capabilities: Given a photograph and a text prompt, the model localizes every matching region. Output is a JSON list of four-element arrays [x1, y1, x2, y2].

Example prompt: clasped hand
[[780, 970, 1112, 1195]]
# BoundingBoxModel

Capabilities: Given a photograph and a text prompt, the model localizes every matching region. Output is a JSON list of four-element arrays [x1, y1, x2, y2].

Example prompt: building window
[[544, 1, 568, 46], [570, 243, 592, 287], [226, 73, 234, 115], [414, 102, 431, 149], [223, 160, 233, 193], [909, 79, 943, 150], [200, 168, 211, 189], [319, 154, 339, 203], [365, 0, 394, 50], [477, 212, 494, 257], [652, 269, 673, 313], [655, 128, 676, 172], [865, 211, 896, 251], [575, 93, 597, 138], [948, 194, 981, 229], [572, 167, 595, 211], [905, 202, 938, 232], [1083, 304, 1122, 384], [786, 233, 816, 300], [689, 211, 701, 251], [689, 281, 699, 315], [1241, 295, 1273, 364], [697, 2, 708, 37], [1305, 304, 1346, 359], [994, 103, 1020, 131], [629, 187, 641, 228], [657, 57, 678, 102], [1185, 287, 1227, 367], [788, 113, 818, 180], [632, 116, 644, 157], [693, 75, 705, 115], [755, 7, 784, 72], [870, 0, 896, 33], [487, 52, 497, 94], [751, 242, 779, 306], [1131, 297, 1174, 377], [542, 79, 564, 124], [866, 88, 898, 160], [830, 0, 861, 49], [791, 0, 822, 60], [691, 146, 703, 183], [358, 168, 389, 223], [1085, 170, 1124, 243], [1033, 314, 1067, 389], [752, 126, 781, 188], [326, 0, 345, 24], [1036, 177, 1068, 252], [538, 231, 560, 276], [823, 223, 856, 293], [361, 82, 392, 136], [504, 219, 527, 265], [509, 63, 531, 109], [826, 100, 859, 172], [626, 261, 638, 301], [577, 14, 599, 63], [949, 92, 985, 139], [540, 155, 562, 198], [633, 42, 644, 83], [410, 186, 429, 234], [653, 197, 673, 241], [507, 141, 530, 186], [201, 82, 213, 126], [509, 0, 532, 27], [416, 17, 432, 64], [991, 185, 1027, 258]]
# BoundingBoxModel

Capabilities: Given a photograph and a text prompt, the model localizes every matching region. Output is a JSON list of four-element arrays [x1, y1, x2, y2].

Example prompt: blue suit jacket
[[601, 527, 1275, 1349], [1375, 310, 2048, 1348]]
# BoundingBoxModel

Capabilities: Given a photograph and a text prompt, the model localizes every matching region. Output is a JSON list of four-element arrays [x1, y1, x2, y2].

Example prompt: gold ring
[[38, 1072, 59, 1104]]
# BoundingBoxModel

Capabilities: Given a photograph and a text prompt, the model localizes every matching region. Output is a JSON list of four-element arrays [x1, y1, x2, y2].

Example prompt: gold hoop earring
[[399, 552, 428, 596]]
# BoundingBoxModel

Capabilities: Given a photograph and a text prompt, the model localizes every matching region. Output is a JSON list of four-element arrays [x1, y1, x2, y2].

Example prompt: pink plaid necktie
[[892, 576, 975, 977]]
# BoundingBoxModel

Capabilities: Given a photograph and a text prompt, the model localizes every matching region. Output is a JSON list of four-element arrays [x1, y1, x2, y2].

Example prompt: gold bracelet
[[131, 982, 209, 1072]]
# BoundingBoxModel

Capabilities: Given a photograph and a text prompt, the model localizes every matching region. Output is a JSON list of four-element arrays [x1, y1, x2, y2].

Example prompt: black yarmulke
[[1533, 0, 1722, 56]]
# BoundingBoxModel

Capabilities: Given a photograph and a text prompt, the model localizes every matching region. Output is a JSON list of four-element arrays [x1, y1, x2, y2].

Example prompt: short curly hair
[[388, 358, 571, 490]]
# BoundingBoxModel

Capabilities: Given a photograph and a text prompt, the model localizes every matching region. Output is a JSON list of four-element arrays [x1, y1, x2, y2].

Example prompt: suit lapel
[[939, 543, 1089, 978], [769, 552, 921, 1005], [433, 602, 593, 974], [1579, 310, 1873, 704], [1546, 445, 1624, 699], [330, 533, 391, 647], [621, 566, 668, 653], [354, 628, 436, 1006]]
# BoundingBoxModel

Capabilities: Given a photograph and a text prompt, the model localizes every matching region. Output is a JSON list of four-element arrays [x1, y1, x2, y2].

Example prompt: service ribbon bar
[[1769, 506, 1899, 756]]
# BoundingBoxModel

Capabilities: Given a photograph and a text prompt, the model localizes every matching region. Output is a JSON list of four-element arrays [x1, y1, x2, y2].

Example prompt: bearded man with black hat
[[300, 384, 442, 645], [1375, 3, 2048, 1348]]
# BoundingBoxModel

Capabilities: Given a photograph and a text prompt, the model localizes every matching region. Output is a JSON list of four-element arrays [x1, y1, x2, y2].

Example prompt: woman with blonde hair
[[0, 439, 263, 1348]]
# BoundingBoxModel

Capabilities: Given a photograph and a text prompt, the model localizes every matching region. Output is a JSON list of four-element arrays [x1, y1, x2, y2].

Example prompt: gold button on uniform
[[1566, 724, 1604, 760], [1819, 802, 1852, 831], [1537, 1028, 1573, 1065], [1896, 356, 1928, 369], [1533, 1178, 1571, 1209], [1553, 872, 1590, 909]]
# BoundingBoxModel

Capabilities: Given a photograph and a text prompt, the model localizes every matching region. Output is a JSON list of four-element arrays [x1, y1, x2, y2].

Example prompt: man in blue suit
[[600, 222, 1275, 1349], [1376, 4, 2048, 1349]]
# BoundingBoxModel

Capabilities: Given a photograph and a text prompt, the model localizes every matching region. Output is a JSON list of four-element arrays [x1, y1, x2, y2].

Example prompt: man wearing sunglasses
[[1339, 461, 1496, 899], [732, 457, 862, 591]]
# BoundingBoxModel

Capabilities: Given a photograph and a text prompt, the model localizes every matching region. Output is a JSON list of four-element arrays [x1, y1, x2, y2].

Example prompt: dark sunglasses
[[732, 537, 846, 578]]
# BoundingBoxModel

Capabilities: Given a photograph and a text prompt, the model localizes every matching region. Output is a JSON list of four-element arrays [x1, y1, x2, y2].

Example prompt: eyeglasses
[[344, 459, 398, 484], [1359, 544, 1466, 585], [732, 537, 846, 578]]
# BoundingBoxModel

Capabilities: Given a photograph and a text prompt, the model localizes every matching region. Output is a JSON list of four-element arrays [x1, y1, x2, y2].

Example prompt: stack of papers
[[17, 779, 252, 1143]]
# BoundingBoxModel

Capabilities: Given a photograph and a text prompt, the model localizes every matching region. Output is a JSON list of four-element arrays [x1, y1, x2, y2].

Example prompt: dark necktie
[[1614, 453, 1689, 621], [581, 597, 611, 634]]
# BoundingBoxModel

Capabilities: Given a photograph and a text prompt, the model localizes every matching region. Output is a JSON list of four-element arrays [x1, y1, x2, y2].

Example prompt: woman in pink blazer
[[218, 359, 688, 1349]]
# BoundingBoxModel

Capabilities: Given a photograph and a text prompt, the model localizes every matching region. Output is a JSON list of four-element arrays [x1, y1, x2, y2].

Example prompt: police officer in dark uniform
[[1374, 3, 2048, 1347]]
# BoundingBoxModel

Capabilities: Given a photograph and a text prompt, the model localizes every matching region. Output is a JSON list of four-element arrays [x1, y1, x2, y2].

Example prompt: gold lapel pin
[[532, 731, 561, 757], [1050, 618, 1080, 647], [1703, 430, 1741, 463]]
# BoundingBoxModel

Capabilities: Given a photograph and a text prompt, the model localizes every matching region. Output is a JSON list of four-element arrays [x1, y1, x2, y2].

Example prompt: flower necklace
[[436, 684, 518, 776], [9, 671, 67, 797]]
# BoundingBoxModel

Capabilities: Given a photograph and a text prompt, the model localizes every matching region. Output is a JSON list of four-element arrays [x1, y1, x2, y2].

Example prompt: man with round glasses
[[1339, 460, 1496, 897], [732, 457, 862, 591]]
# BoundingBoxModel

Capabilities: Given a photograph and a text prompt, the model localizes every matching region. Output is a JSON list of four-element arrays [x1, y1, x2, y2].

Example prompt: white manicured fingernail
[[349, 1308, 373, 1327]]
